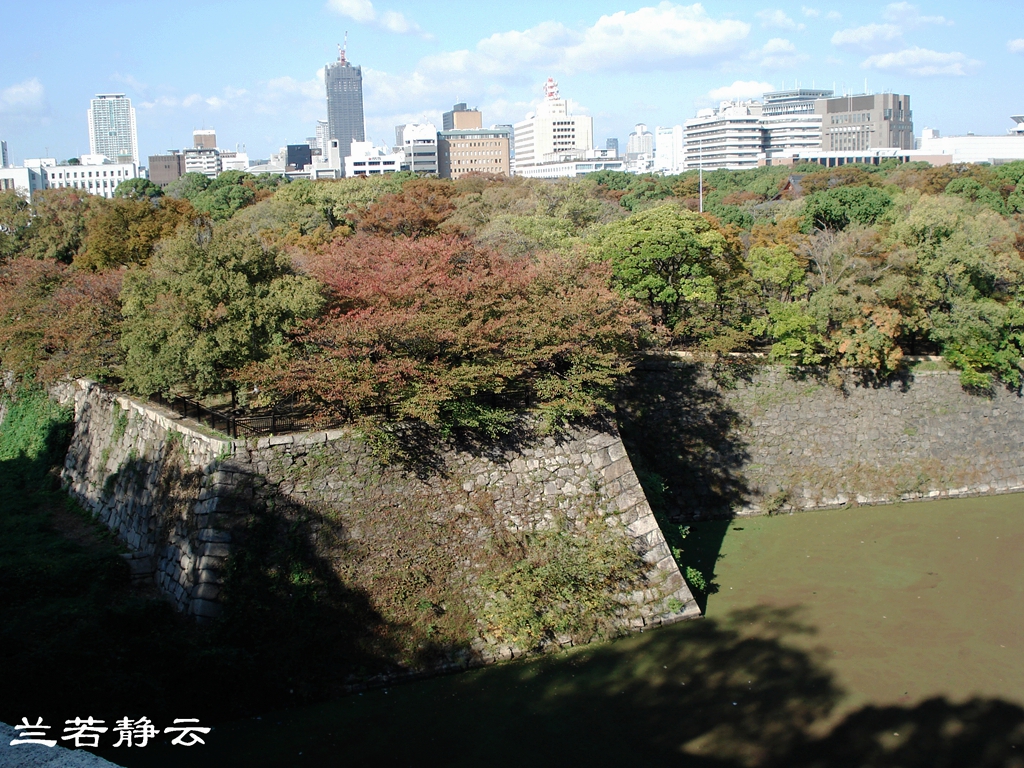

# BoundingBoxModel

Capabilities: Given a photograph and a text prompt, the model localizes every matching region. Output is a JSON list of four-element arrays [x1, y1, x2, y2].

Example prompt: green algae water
[[116, 495, 1024, 767]]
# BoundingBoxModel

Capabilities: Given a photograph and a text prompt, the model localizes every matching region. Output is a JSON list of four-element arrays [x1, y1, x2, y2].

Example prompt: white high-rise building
[[87, 94, 139, 165], [655, 126, 685, 174], [395, 123, 438, 175], [761, 114, 823, 163], [626, 124, 654, 157], [684, 101, 765, 171], [513, 78, 594, 171]]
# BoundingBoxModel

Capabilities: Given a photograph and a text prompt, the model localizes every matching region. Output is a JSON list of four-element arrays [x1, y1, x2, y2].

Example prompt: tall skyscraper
[[1, 139, 8, 168], [325, 44, 365, 165], [87, 94, 139, 164]]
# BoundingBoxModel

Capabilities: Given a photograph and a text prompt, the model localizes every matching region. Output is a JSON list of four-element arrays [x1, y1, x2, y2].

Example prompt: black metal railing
[[149, 388, 534, 439], [149, 393, 347, 438]]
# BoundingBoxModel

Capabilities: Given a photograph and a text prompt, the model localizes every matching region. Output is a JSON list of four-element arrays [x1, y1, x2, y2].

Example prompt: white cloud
[[325, 0, 428, 38], [0, 78, 45, 114], [831, 23, 902, 50], [708, 80, 776, 101], [326, 0, 375, 23], [1009, 39, 1024, 54], [427, 4, 751, 78], [826, 11, 842, 20], [181, 94, 203, 108], [757, 9, 805, 31], [862, 46, 982, 76], [882, 2, 953, 27], [753, 37, 809, 68], [801, 6, 820, 18], [111, 73, 148, 93], [562, 4, 752, 72]]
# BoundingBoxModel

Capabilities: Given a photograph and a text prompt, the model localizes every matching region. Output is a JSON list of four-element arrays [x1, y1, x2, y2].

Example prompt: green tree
[[590, 204, 743, 342], [0, 191, 32, 261], [114, 177, 163, 200], [803, 186, 893, 231], [164, 172, 210, 201], [119, 222, 324, 396], [24, 188, 96, 262]]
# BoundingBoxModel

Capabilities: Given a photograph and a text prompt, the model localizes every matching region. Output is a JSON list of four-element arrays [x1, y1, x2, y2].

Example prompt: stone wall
[[58, 380, 699, 655], [56, 380, 240, 619], [620, 359, 1024, 521]]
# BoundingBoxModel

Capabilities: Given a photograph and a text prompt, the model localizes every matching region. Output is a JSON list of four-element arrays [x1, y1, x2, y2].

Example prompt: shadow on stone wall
[[617, 361, 751, 524]]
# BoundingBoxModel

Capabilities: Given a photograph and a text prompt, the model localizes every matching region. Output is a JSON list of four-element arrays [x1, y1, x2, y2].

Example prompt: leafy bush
[[478, 511, 644, 648]]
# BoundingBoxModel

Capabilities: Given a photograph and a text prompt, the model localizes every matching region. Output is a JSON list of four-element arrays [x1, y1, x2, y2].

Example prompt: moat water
[[117, 494, 1024, 767]]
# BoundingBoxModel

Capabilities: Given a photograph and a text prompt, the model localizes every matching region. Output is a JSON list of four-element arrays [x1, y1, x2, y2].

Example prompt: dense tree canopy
[[1, 162, 1024, 420]]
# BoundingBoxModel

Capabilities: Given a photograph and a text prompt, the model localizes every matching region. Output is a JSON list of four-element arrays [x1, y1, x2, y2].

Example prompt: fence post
[[271, 412, 277, 434]]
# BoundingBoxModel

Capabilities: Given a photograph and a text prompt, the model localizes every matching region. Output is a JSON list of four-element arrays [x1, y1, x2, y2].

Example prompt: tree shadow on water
[[118, 604, 1024, 768]]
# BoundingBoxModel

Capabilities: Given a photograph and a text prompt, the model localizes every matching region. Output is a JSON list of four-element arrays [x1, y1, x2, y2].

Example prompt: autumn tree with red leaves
[[241, 234, 647, 435], [0, 256, 124, 382], [352, 178, 457, 238]]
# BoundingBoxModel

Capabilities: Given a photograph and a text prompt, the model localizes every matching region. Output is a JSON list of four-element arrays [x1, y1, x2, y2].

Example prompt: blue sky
[[1, 0, 1022, 164]]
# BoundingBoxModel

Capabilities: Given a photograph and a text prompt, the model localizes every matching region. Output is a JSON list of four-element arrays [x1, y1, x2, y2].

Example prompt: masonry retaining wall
[[57, 379, 699, 655], [620, 360, 1024, 521]]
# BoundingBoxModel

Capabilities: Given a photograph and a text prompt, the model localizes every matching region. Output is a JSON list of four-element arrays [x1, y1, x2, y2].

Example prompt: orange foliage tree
[[0, 257, 123, 382], [242, 234, 647, 434]]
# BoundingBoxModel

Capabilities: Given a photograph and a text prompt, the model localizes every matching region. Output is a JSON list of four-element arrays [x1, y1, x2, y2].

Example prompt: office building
[[344, 141, 404, 177], [762, 114, 824, 164], [513, 78, 594, 171], [762, 88, 833, 116], [512, 148, 624, 179], [87, 94, 139, 164], [148, 151, 186, 188], [1, 154, 141, 199], [324, 46, 365, 164], [654, 126, 685, 174], [396, 123, 439, 175], [684, 101, 765, 171], [1, 140, 8, 168], [184, 147, 221, 178], [285, 144, 312, 171], [438, 126, 511, 179], [193, 129, 217, 149], [443, 103, 482, 131], [315, 119, 330, 153], [817, 93, 914, 151], [606, 138, 619, 157]]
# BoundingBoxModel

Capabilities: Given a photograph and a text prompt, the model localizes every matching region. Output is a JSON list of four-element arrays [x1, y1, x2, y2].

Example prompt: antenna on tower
[[338, 31, 348, 64]]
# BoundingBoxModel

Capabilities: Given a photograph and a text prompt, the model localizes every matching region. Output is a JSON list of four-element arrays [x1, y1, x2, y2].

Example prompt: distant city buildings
[[325, 45, 365, 165], [1, 140, 8, 168], [87, 94, 139, 164], [513, 78, 594, 172]]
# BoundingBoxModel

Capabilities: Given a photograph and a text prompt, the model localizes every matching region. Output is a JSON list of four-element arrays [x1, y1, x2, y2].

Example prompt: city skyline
[[1, 0, 1022, 164]]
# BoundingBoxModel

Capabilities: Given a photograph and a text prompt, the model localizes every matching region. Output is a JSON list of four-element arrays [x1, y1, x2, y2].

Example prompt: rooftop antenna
[[338, 31, 348, 65]]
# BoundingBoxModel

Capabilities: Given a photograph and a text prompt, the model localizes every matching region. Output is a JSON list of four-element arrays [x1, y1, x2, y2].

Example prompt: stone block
[[191, 599, 223, 619]]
